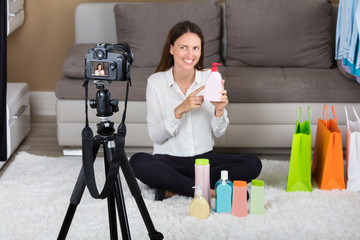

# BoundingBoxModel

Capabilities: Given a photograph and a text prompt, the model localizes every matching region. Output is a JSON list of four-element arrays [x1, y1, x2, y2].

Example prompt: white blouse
[[146, 67, 229, 157]]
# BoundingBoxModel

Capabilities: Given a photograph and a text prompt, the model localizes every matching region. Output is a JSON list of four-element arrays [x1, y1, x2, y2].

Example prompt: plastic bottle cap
[[195, 158, 209, 165], [251, 179, 264, 187], [211, 62, 221, 72], [233, 180, 247, 187], [220, 170, 228, 180]]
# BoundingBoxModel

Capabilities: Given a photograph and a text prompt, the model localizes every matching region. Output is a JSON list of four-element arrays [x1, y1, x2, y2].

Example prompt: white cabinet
[[7, 0, 24, 36], [5, 83, 30, 162]]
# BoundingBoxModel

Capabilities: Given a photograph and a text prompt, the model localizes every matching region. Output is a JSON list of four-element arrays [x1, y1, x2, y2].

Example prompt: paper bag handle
[[332, 105, 338, 125], [353, 106, 360, 126], [297, 107, 302, 122], [296, 106, 311, 129], [307, 106, 312, 124], [297, 106, 311, 122], [323, 105, 328, 121], [345, 106, 349, 122], [323, 104, 338, 124]]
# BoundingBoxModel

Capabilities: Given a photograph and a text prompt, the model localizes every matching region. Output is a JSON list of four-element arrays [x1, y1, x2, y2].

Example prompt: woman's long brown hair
[[155, 21, 205, 73]]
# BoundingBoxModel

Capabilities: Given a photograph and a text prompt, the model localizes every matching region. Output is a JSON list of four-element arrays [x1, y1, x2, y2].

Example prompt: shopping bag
[[345, 106, 360, 190], [286, 107, 312, 192], [312, 105, 345, 190]]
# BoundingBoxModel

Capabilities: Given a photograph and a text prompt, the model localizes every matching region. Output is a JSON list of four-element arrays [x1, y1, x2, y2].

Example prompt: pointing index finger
[[191, 85, 205, 96]]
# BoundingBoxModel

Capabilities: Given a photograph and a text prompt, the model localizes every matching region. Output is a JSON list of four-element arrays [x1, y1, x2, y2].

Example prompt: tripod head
[[89, 81, 119, 118], [89, 81, 119, 136]]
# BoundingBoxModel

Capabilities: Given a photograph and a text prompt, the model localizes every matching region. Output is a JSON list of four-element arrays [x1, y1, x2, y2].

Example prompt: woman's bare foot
[[165, 190, 176, 199], [211, 189, 215, 198]]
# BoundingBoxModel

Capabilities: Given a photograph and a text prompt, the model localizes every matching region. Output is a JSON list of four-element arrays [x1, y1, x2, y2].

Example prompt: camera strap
[[121, 58, 131, 124], [81, 79, 129, 199]]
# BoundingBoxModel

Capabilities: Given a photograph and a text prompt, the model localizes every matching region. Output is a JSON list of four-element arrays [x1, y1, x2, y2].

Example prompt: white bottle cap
[[221, 170, 228, 180]]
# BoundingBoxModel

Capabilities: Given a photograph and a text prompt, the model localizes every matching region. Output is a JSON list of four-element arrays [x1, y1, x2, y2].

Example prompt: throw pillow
[[113, 0, 221, 68], [225, 0, 333, 68], [62, 43, 96, 79]]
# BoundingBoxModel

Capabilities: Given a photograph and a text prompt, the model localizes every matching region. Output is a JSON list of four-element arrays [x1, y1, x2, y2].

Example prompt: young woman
[[130, 21, 262, 200]]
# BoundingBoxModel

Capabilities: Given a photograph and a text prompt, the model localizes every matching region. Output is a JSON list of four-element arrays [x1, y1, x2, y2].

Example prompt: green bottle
[[250, 179, 264, 215]]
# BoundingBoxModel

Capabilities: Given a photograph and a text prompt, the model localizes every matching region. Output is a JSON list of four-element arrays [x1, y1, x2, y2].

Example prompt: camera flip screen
[[91, 62, 109, 77]]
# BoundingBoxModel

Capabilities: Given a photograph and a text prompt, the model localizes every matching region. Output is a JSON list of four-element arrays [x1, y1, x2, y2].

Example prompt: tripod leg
[[104, 156, 119, 240], [57, 139, 100, 240], [104, 142, 131, 240], [114, 174, 131, 240], [57, 167, 87, 240], [119, 153, 164, 240], [58, 203, 78, 240]]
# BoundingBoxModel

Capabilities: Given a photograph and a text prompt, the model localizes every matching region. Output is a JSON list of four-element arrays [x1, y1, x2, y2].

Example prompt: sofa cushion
[[337, 59, 357, 82], [222, 67, 360, 103], [113, 0, 221, 68], [225, 0, 333, 68], [62, 43, 97, 79]]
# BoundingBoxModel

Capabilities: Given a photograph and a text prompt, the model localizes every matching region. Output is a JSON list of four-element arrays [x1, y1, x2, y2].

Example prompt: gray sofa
[[55, 0, 360, 154]]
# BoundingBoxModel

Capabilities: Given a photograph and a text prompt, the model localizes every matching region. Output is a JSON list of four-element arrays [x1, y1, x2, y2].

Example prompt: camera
[[85, 43, 134, 81]]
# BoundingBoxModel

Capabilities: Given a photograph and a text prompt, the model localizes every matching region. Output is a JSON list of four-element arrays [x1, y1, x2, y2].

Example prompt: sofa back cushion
[[114, 0, 221, 68], [62, 43, 96, 79], [225, 0, 333, 68]]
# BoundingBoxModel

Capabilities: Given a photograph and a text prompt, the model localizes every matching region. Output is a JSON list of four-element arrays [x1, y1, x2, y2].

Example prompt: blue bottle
[[215, 170, 233, 213]]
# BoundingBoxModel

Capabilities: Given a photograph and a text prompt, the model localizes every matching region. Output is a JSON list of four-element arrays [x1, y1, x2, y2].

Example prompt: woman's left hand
[[211, 80, 228, 117]]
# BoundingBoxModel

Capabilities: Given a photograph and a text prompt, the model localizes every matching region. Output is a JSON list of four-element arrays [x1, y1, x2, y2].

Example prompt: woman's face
[[97, 64, 102, 70], [170, 32, 201, 72]]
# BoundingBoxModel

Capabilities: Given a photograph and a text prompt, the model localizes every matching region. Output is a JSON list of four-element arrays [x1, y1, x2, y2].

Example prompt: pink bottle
[[232, 180, 248, 217], [204, 63, 223, 102], [194, 158, 211, 208]]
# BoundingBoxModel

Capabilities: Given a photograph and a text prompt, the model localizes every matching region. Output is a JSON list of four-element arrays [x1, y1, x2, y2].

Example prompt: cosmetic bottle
[[195, 158, 211, 208], [189, 186, 210, 220], [232, 180, 247, 217], [250, 179, 265, 215], [204, 63, 223, 102], [215, 170, 232, 213]]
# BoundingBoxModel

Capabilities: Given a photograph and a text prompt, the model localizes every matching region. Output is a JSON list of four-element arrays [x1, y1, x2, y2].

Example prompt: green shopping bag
[[286, 107, 312, 192]]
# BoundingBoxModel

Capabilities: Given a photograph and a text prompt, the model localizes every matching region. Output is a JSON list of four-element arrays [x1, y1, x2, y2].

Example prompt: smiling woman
[[156, 21, 205, 73], [129, 21, 262, 201], [170, 32, 202, 74]]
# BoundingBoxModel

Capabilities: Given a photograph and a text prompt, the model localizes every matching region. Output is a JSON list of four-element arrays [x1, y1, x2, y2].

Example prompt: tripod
[[57, 82, 163, 240]]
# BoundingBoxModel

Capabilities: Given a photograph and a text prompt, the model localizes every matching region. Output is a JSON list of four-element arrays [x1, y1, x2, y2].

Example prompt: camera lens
[[95, 50, 105, 60]]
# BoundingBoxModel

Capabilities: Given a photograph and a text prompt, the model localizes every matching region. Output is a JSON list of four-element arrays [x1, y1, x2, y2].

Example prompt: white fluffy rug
[[1, 152, 360, 240]]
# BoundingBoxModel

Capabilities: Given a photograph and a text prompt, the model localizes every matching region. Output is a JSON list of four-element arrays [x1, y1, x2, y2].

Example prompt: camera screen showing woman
[[94, 63, 105, 76]]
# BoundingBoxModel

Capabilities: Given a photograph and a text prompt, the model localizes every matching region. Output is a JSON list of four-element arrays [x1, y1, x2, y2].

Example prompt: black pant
[[129, 151, 262, 197]]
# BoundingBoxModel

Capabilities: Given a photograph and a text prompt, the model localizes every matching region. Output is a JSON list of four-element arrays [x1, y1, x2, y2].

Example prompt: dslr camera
[[85, 43, 134, 81]]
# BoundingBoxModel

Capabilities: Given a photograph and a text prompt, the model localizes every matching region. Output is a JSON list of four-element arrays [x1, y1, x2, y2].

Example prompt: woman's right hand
[[174, 86, 205, 119]]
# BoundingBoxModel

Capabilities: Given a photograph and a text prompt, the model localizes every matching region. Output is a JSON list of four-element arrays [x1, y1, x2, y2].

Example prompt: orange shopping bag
[[312, 105, 345, 190]]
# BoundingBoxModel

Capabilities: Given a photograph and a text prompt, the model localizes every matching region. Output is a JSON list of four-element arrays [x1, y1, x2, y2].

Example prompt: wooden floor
[[1, 115, 63, 173], [1, 115, 153, 173], [16, 115, 63, 157]]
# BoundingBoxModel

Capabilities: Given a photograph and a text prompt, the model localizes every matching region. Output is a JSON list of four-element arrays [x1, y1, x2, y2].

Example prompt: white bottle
[[204, 63, 223, 102], [189, 186, 210, 220]]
